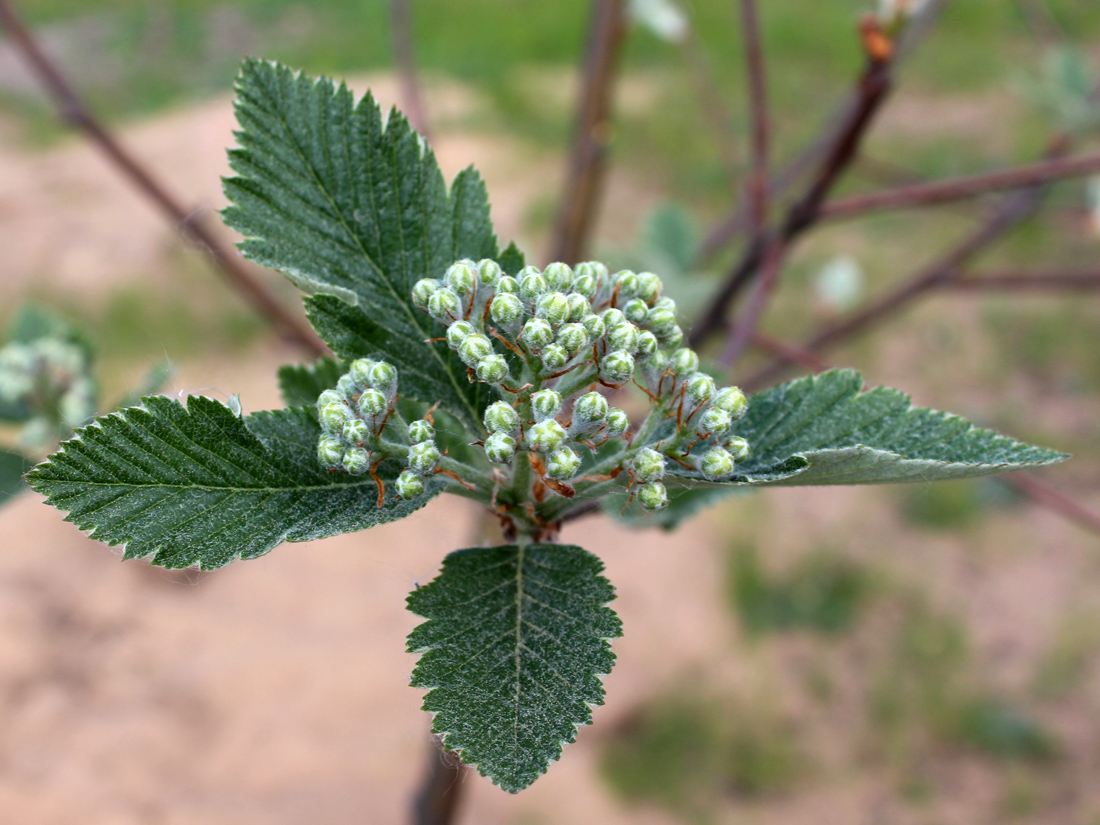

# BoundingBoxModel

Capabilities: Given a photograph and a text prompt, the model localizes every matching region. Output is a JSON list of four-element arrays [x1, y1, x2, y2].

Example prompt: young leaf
[[407, 543, 621, 793], [674, 369, 1067, 487], [222, 59, 502, 432], [277, 356, 346, 408], [0, 449, 30, 504], [26, 396, 437, 569]]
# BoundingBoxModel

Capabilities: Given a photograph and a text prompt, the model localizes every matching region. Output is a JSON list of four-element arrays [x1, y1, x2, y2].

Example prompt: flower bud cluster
[[0, 336, 97, 448]]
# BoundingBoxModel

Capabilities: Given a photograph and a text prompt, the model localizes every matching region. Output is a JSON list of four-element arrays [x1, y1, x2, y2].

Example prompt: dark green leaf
[[408, 543, 621, 792], [498, 241, 526, 277], [277, 355, 346, 408], [27, 396, 438, 569]]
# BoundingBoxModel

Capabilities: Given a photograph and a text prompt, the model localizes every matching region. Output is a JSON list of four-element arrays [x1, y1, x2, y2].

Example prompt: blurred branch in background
[[0, 0, 326, 358], [411, 735, 467, 825], [390, 0, 431, 140]]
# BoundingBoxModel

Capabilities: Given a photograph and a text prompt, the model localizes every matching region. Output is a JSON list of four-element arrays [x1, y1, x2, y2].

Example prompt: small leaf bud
[[633, 448, 666, 483], [527, 419, 566, 453], [319, 401, 353, 432], [712, 386, 748, 419], [535, 292, 570, 326], [685, 373, 716, 406], [484, 432, 517, 464], [395, 469, 425, 499], [636, 271, 662, 303], [699, 447, 735, 481], [614, 270, 640, 299], [531, 389, 563, 422], [698, 407, 732, 437], [540, 343, 569, 371], [557, 323, 589, 353], [543, 262, 574, 291], [669, 348, 700, 376], [343, 447, 372, 475], [318, 389, 344, 408], [572, 273, 598, 299], [607, 323, 639, 354], [368, 361, 397, 393], [477, 259, 503, 286], [317, 434, 344, 469], [520, 318, 554, 350], [446, 320, 477, 349], [567, 293, 590, 322], [573, 391, 608, 424], [458, 334, 494, 367], [580, 313, 605, 341], [605, 407, 630, 438], [408, 441, 442, 475], [476, 354, 510, 384], [646, 306, 678, 337], [636, 330, 659, 360], [665, 326, 685, 349], [428, 288, 461, 320], [546, 446, 581, 480], [484, 402, 519, 435], [412, 278, 441, 309], [622, 298, 649, 325], [638, 481, 669, 511], [600, 307, 626, 329], [495, 275, 519, 294], [490, 293, 524, 326], [519, 270, 549, 303], [348, 358, 376, 388], [358, 388, 388, 417], [343, 418, 371, 445], [601, 350, 635, 384], [444, 260, 477, 296], [726, 436, 750, 462], [408, 419, 436, 444]]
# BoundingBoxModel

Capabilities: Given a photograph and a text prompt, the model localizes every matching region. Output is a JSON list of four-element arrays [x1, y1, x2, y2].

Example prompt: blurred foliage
[[898, 477, 1020, 531]]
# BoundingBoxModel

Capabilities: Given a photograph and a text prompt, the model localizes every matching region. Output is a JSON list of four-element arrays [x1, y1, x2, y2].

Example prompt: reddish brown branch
[[390, 0, 431, 139], [410, 734, 467, 824], [739, 0, 769, 233], [1003, 473, 1100, 538], [941, 270, 1100, 291], [0, 0, 325, 357]]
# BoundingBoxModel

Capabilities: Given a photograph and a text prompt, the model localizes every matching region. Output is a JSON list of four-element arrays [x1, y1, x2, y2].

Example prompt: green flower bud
[[699, 447, 735, 481], [653, 296, 676, 311], [348, 358, 376, 388], [484, 401, 519, 434], [646, 306, 678, 337], [726, 436, 750, 462], [318, 389, 344, 408], [368, 361, 397, 393], [535, 292, 570, 326], [531, 389, 563, 422], [600, 308, 626, 329], [319, 401, 353, 432], [543, 262, 574, 291], [636, 330, 659, 360], [519, 270, 549, 303], [633, 448, 666, 483], [601, 350, 635, 384], [669, 348, 699, 376], [605, 407, 630, 437], [698, 407, 732, 437], [546, 446, 581, 480], [490, 293, 524, 326], [540, 343, 569, 371], [408, 419, 436, 444], [358, 388, 388, 417], [572, 273, 598, 299], [574, 261, 608, 284], [665, 326, 684, 349], [622, 298, 649, 325], [527, 419, 566, 453], [343, 447, 372, 475], [484, 432, 517, 464], [520, 318, 554, 350], [644, 349, 669, 379], [317, 434, 344, 469], [712, 386, 748, 419], [638, 481, 669, 511], [567, 293, 590, 322], [685, 373, 716, 406], [446, 321, 477, 349], [395, 469, 425, 499], [412, 278, 441, 309], [337, 374, 357, 396], [477, 259, 503, 286], [573, 391, 608, 424], [581, 314, 605, 341], [445, 260, 477, 296], [636, 271, 662, 303], [458, 334, 493, 367], [409, 441, 442, 475], [557, 323, 588, 353], [614, 270, 639, 299], [476, 354, 510, 384], [343, 418, 371, 445], [428, 288, 461, 320], [495, 275, 519, 294], [607, 323, 639, 353]]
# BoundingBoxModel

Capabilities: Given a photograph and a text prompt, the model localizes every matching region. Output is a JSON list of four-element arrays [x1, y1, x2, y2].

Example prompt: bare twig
[[549, 0, 628, 264], [411, 736, 468, 825], [0, 0, 325, 357], [739, 0, 769, 232], [943, 270, 1100, 291], [1003, 473, 1100, 538], [390, 0, 431, 139], [820, 152, 1100, 222]]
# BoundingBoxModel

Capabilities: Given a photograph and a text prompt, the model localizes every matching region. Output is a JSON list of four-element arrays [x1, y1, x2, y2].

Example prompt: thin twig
[[738, 0, 769, 233], [549, 0, 628, 264], [411, 735, 468, 825], [0, 0, 325, 357], [1003, 473, 1100, 537], [943, 270, 1100, 291], [390, 0, 431, 139]]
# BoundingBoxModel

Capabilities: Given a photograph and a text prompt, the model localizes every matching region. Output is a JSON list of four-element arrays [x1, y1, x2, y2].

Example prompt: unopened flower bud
[[343, 447, 372, 475], [484, 432, 517, 464], [527, 419, 566, 453], [395, 469, 425, 499], [575, 261, 608, 285], [532, 389, 563, 422], [685, 373, 716, 406], [446, 321, 477, 349], [712, 386, 747, 419], [368, 361, 397, 393], [557, 323, 588, 353], [633, 448, 666, 483], [726, 436, 750, 462], [541, 343, 569, 371], [573, 391, 608, 424], [636, 271, 662, 303], [477, 259, 503, 286], [607, 323, 639, 354], [536, 292, 570, 326], [605, 408, 630, 438], [428, 288, 461, 320], [412, 278, 441, 308], [546, 446, 581, 480], [581, 314, 605, 341], [337, 374, 357, 396], [317, 434, 344, 469], [636, 331, 659, 360], [358, 388, 388, 416], [490, 293, 524, 326], [319, 402, 353, 432], [638, 481, 669, 511], [476, 354, 510, 384], [519, 270, 549, 303], [601, 350, 635, 384], [646, 307, 677, 337], [699, 447, 735, 481], [600, 308, 626, 329], [344, 418, 371, 445], [484, 401, 519, 434], [653, 296, 676, 311], [698, 407, 732, 437], [669, 348, 699, 376], [622, 298, 649, 325], [458, 334, 493, 367], [445, 260, 477, 296], [614, 270, 639, 299], [348, 358, 376, 388], [521, 318, 554, 350], [543, 262, 573, 291], [665, 326, 684, 349], [318, 389, 344, 408], [409, 441, 442, 475], [572, 274, 598, 299], [567, 293, 590, 322], [408, 419, 435, 444], [495, 275, 519, 294]]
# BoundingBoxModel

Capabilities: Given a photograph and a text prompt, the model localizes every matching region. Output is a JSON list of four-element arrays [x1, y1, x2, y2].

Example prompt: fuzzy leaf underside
[[222, 58, 501, 433], [277, 356, 346, 408], [26, 396, 437, 569], [0, 449, 30, 504], [407, 543, 621, 793], [671, 369, 1066, 487]]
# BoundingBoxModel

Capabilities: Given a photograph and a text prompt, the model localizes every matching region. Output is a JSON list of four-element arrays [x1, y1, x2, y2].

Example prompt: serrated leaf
[[277, 355, 346, 407], [498, 241, 526, 277], [222, 58, 499, 433], [673, 369, 1066, 487], [0, 449, 30, 505], [26, 396, 437, 569], [407, 543, 621, 793]]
